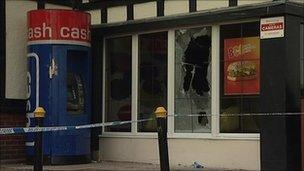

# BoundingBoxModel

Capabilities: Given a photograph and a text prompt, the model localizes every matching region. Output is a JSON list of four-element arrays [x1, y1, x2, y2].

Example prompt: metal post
[[155, 107, 169, 171], [34, 107, 45, 171]]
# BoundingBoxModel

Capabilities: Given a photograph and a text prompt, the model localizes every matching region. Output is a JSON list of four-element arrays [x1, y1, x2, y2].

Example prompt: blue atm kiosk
[[26, 10, 91, 164]]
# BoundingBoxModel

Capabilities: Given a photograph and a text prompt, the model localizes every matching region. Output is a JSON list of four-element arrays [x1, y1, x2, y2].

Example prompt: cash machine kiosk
[[26, 10, 91, 164]]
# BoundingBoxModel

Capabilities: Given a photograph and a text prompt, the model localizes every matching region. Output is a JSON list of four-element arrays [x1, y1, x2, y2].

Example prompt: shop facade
[[90, 1, 304, 170]]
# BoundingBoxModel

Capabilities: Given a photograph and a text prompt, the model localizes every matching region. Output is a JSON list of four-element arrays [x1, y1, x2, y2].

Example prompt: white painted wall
[[238, 0, 272, 5], [5, 0, 36, 99], [45, 3, 72, 9], [134, 1, 157, 20], [107, 6, 127, 23], [5, 1, 73, 99], [164, 0, 189, 16], [197, 0, 229, 11], [289, 0, 304, 4], [88, 10, 101, 25], [100, 138, 260, 170]]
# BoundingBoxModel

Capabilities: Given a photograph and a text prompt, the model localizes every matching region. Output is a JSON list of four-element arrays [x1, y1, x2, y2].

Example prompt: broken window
[[174, 27, 212, 133]]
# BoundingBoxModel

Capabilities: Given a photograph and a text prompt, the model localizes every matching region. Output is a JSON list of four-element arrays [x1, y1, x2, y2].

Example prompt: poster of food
[[224, 37, 260, 95]]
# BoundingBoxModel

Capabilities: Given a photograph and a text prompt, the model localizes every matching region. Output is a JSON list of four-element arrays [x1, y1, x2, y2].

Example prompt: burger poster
[[224, 37, 260, 95]]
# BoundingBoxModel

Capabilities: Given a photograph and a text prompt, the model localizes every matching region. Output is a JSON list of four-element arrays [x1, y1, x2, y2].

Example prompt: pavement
[[0, 161, 244, 171]]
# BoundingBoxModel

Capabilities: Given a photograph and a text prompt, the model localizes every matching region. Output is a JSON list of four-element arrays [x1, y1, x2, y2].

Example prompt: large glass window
[[105, 36, 132, 132], [103, 23, 261, 136], [174, 27, 212, 133], [138, 32, 168, 132], [220, 22, 260, 133]]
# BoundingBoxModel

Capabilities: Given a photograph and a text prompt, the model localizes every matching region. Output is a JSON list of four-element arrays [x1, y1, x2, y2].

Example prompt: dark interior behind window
[[105, 36, 132, 132], [138, 32, 168, 132], [220, 22, 260, 133]]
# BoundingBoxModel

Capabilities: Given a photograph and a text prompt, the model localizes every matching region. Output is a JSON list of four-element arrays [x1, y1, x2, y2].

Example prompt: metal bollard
[[155, 107, 170, 171], [34, 107, 45, 171]]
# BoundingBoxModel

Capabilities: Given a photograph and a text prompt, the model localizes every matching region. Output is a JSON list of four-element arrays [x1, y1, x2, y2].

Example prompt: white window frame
[[102, 34, 136, 137], [168, 26, 213, 139], [101, 24, 260, 140]]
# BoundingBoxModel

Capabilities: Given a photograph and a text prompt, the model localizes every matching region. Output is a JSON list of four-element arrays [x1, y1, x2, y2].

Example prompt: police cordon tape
[[1, 112, 304, 135], [168, 112, 304, 117], [0, 118, 153, 135]]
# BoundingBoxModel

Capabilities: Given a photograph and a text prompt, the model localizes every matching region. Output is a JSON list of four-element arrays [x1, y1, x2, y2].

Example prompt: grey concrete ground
[[1, 161, 156, 171], [0, 161, 245, 171]]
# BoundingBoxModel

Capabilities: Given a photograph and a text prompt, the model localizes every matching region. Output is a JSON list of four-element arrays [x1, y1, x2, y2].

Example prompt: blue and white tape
[[1, 112, 303, 135], [169, 112, 304, 117], [0, 118, 153, 135]]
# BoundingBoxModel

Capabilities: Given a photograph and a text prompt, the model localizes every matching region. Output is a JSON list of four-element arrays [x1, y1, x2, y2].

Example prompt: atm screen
[[67, 73, 84, 114]]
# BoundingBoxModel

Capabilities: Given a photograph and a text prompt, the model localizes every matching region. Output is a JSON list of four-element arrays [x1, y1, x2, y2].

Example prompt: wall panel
[[197, 0, 229, 11], [238, 0, 272, 6], [100, 137, 260, 170], [88, 10, 101, 25], [107, 6, 127, 23], [134, 1, 157, 20], [5, 0, 36, 99], [164, 0, 189, 16], [45, 3, 72, 9]]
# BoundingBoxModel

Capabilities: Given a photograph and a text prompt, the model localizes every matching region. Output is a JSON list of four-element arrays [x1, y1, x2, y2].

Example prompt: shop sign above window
[[260, 16, 284, 39]]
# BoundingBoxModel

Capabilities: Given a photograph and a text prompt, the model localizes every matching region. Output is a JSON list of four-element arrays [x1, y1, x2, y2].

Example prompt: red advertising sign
[[224, 37, 260, 95], [27, 10, 91, 46]]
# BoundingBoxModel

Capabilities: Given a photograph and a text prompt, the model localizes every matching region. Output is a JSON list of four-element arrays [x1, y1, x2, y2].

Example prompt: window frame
[[219, 21, 261, 134], [103, 35, 133, 133], [101, 23, 260, 139], [171, 26, 213, 136], [137, 31, 168, 133]]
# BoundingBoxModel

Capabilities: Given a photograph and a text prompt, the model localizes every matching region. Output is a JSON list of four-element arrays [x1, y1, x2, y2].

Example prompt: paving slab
[[0, 161, 248, 171]]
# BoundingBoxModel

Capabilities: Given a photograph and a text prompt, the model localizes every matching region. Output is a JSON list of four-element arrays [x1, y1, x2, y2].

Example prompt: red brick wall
[[0, 113, 26, 163]]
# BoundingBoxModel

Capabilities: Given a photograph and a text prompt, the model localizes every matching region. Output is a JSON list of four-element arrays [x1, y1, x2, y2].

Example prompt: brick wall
[[0, 113, 26, 163]]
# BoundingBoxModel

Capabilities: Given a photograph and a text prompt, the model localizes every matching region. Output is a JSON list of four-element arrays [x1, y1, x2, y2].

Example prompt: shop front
[[90, 1, 304, 170]]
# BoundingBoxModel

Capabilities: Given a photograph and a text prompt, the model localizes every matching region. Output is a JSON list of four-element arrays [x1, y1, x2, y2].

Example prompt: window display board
[[224, 37, 260, 95]]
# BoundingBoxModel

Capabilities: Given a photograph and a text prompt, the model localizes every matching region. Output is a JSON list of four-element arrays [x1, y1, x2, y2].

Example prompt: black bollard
[[34, 107, 45, 171], [155, 107, 169, 171]]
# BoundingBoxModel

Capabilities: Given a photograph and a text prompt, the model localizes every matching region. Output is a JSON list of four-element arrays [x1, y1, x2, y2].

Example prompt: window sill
[[99, 132, 260, 140]]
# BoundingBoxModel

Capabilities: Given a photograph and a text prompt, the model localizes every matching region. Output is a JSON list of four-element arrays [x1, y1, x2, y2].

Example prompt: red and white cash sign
[[27, 10, 91, 47], [260, 16, 284, 39]]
